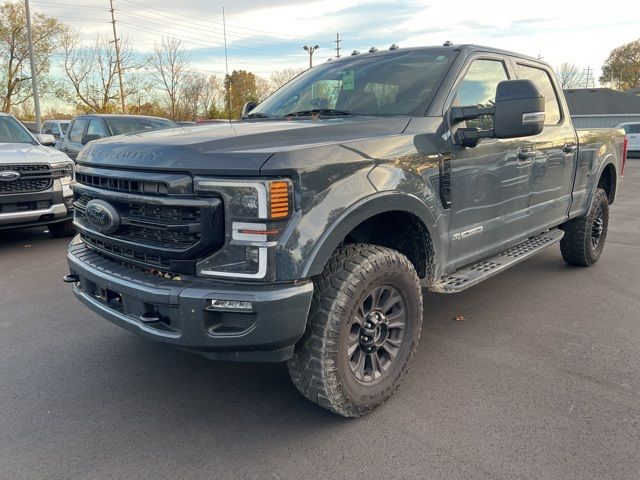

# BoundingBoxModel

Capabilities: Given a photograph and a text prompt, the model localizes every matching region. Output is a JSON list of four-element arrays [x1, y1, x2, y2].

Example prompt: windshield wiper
[[242, 112, 276, 119], [283, 108, 353, 117]]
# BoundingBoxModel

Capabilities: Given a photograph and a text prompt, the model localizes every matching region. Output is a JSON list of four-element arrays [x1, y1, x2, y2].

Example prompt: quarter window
[[516, 63, 562, 125]]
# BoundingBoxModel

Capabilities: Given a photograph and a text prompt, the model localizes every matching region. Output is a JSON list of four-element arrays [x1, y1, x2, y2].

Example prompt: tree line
[[0, 1, 303, 120]]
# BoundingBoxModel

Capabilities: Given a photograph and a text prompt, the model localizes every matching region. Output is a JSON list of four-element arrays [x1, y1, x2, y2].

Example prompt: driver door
[[446, 56, 534, 270]]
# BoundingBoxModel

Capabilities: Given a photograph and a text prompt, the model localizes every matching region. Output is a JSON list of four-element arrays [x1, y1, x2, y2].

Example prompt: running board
[[429, 229, 564, 294]]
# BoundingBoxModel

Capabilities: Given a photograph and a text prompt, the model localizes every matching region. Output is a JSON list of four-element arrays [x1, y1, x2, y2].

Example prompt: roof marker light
[[369, 47, 378, 53], [389, 44, 399, 50], [351, 50, 360, 56]]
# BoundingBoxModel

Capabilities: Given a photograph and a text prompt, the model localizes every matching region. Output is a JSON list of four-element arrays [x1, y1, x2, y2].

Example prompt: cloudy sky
[[30, 0, 640, 81]]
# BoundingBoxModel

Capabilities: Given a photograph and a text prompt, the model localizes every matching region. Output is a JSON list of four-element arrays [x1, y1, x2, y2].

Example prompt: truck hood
[[77, 117, 411, 175], [0, 143, 71, 165]]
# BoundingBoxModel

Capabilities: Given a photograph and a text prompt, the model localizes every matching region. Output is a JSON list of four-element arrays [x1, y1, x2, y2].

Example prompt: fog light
[[206, 299, 253, 311]]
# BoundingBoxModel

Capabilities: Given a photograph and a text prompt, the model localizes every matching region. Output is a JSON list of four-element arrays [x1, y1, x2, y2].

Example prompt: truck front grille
[[76, 172, 169, 196], [72, 166, 224, 274], [0, 178, 51, 193], [0, 164, 67, 194]]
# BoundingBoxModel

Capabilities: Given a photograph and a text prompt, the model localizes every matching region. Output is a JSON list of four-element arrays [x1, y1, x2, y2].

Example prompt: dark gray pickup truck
[[64, 44, 627, 417]]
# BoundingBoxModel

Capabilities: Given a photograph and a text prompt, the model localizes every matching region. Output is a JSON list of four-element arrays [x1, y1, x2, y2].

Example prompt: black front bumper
[[67, 240, 314, 362]]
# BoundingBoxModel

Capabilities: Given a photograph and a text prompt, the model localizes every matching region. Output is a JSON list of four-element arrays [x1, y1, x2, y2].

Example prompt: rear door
[[62, 118, 89, 160], [446, 55, 533, 269], [513, 61, 577, 230]]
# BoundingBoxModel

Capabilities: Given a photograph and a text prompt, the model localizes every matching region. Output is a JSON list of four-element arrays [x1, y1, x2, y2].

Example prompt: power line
[[335, 33, 341, 58], [116, 0, 303, 40]]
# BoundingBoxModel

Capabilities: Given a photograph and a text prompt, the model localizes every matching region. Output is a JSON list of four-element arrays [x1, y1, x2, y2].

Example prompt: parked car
[[64, 44, 627, 417], [41, 119, 70, 147], [0, 113, 75, 237], [58, 114, 176, 160], [616, 122, 640, 158]]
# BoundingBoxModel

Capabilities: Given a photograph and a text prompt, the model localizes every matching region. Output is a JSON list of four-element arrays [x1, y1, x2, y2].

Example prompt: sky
[[27, 0, 640, 89]]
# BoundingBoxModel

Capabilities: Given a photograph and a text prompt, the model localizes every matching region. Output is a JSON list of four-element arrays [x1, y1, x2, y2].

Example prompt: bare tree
[[270, 67, 305, 91], [151, 37, 191, 119], [0, 1, 65, 112], [199, 75, 224, 118], [556, 63, 586, 89], [61, 30, 144, 112]]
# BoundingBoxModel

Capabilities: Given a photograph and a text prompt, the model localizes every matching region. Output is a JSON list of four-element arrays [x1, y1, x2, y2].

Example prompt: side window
[[67, 119, 88, 143], [86, 119, 109, 138], [455, 59, 509, 129], [516, 63, 561, 125]]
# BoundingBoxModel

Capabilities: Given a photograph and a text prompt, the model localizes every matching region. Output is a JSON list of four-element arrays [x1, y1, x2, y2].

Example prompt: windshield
[[251, 50, 457, 118], [105, 117, 175, 136], [60, 122, 70, 134], [0, 116, 35, 144]]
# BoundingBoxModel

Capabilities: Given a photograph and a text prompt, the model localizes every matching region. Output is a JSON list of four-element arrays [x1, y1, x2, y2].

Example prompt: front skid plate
[[430, 229, 564, 293]]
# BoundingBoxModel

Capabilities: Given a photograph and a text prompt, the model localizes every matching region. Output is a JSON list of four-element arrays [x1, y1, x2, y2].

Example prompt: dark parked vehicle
[[58, 114, 176, 160], [0, 113, 75, 237], [64, 44, 626, 416]]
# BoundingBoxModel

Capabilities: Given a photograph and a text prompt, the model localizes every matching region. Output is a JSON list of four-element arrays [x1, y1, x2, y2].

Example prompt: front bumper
[[66, 240, 314, 362], [0, 185, 73, 230]]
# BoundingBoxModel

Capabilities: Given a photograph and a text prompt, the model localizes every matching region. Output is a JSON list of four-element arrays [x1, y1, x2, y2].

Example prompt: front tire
[[48, 220, 75, 238], [287, 244, 423, 417], [560, 188, 609, 266]]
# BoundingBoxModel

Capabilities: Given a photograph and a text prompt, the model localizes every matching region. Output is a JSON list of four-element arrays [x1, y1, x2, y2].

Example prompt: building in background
[[564, 88, 640, 128]]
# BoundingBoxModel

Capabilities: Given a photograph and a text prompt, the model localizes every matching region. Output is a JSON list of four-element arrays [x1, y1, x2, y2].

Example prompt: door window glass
[[67, 119, 88, 143], [516, 63, 562, 124], [86, 119, 109, 138], [454, 59, 509, 129]]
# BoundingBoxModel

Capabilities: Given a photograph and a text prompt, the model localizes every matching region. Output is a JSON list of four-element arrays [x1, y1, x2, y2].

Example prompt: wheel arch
[[301, 192, 441, 281]]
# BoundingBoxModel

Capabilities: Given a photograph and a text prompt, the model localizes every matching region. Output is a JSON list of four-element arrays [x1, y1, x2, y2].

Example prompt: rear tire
[[49, 220, 75, 238], [560, 188, 609, 266], [287, 244, 423, 417]]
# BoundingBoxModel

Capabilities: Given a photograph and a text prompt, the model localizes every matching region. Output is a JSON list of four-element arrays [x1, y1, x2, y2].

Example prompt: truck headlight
[[194, 178, 293, 280]]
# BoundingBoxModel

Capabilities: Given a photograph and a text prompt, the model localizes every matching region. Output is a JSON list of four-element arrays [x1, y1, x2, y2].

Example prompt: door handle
[[563, 143, 577, 154]]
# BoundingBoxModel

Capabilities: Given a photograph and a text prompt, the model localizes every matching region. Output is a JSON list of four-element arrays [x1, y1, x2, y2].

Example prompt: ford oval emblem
[[84, 199, 120, 234], [0, 170, 21, 182]]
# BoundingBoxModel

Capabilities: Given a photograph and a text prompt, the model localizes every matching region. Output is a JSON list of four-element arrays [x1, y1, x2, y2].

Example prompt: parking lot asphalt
[[1, 161, 639, 480]]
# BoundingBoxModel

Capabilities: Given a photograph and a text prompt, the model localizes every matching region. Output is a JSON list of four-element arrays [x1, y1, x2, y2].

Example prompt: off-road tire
[[287, 243, 423, 417], [48, 220, 75, 238], [560, 188, 609, 266]]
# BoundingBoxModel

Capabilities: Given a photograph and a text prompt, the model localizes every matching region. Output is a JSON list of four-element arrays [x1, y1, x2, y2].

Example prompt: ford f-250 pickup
[[64, 44, 627, 417], [1, 113, 75, 237]]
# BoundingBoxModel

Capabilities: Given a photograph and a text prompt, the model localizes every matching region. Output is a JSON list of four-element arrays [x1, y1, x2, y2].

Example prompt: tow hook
[[63, 274, 79, 283]]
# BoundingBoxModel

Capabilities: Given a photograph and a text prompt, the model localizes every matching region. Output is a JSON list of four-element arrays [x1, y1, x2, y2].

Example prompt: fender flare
[[590, 155, 618, 204], [301, 191, 441, 278]]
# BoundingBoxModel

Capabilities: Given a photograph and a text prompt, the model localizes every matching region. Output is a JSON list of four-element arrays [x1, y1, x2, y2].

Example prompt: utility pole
[[223, 7, 231, 121], [303, 44, 320, 68], [109, 0, 126, 113], [24, 0, 41, 132], [335, 33, 341, 58]]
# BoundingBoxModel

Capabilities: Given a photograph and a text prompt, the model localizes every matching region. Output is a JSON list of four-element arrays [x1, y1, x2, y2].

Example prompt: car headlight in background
[[194, 178, 293, 280]]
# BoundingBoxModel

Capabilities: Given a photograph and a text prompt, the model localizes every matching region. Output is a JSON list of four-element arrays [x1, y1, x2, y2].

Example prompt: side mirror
[[81, 134, 102, 145], [241, 101, 257, 117], [34, 133, 56, 147], [451, 79, 545, 147], [493, 79, 545, 138]]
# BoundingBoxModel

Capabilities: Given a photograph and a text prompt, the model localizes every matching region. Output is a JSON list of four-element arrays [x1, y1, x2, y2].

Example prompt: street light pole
[[24, 0, 42, 132], [303, 44, 320, 68]]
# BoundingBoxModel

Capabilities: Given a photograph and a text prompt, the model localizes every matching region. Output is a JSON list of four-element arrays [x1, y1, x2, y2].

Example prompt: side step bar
[[429, 229, 564, 294]]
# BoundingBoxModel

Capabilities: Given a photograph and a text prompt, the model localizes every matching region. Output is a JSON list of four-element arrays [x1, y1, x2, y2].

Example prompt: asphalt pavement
[[1, 161, 639, 479]]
